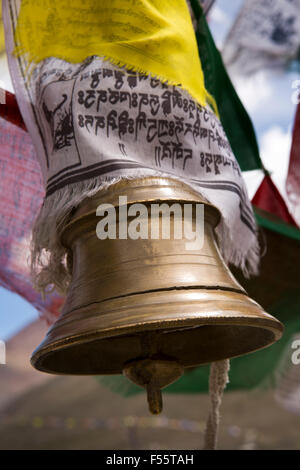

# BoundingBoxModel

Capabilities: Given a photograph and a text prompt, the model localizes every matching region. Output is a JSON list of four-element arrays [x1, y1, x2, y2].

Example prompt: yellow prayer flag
[[13, 0, 217, 113]]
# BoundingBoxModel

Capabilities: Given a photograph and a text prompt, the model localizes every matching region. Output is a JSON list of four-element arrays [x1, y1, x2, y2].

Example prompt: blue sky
[[0, 0, 299, 341], [209, 0, 299, 198], [0, 286, 38, 340]]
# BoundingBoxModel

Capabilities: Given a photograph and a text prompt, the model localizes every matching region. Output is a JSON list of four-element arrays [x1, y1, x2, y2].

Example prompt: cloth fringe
[[30, 173, 260, 295], [203, 359, 230, 450]]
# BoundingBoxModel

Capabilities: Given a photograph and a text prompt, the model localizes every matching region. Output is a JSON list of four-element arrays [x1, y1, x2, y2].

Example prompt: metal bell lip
[[31, 288, 282, 374], [31, 177, 283, 387]]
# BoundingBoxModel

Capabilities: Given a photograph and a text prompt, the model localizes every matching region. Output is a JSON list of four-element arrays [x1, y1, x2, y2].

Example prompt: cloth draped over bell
[[3, 0, 259, 295]]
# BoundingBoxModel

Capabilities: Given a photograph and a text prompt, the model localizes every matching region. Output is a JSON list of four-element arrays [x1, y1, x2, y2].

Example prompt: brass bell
[[31, 177, 283, 414]]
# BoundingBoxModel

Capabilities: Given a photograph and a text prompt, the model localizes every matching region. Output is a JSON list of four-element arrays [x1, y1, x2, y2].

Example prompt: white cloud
[[243, 126, 292, 203], [259, 126, 292, 198], [233, 71, 273, 114], [0, 54, 14, 93], [209, 5, 230, 25], [243, 170, 264, 200]]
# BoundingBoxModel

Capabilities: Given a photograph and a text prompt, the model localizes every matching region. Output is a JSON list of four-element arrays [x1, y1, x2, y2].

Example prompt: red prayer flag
[[252, 174, 297, 227], [0, 99, 62, 324], [0, 89, 26, 130]]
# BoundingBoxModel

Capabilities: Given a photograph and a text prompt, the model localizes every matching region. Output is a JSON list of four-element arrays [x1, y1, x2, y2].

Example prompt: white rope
[[203, 359, 230, 450]]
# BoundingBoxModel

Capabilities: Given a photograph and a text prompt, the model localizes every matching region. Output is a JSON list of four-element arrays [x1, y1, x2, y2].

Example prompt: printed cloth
[[223, 0, 300, 75]]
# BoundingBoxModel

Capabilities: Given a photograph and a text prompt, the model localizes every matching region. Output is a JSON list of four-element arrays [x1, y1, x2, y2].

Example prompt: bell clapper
[[146, 383, 162, 415], [123, 358, 184, 415]]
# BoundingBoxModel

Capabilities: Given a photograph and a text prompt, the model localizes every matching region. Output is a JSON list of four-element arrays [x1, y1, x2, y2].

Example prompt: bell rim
[[31, 289, 284, 375]]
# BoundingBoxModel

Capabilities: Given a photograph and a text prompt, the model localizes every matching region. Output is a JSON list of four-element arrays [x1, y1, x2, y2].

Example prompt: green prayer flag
[[190, 0, 263, 171]]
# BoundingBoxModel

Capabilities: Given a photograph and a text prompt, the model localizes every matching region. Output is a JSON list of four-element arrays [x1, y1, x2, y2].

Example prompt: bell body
[[31, 177, 283, 411]]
